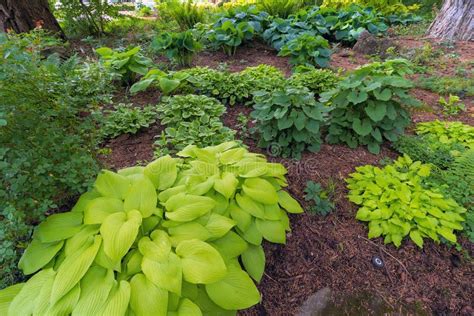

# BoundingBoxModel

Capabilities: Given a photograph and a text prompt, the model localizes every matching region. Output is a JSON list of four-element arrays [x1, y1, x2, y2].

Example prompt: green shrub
[[239, 64, 286, 95], [415, 121, 474, 149], [214, 5, 269, 34], [321, 59, 421, 154], [100, 104, 157, 139], [208, 21, 255, 56], [278, 33, 331, 68], [151, 30, 202, 66], [257, 0, 303, 18], [262, 18, 311, 50], [96, 46, 153, 85], [438, 94, 465, 116], [304, 181, 335, 216], [0, 142, 303, 314], [130, 69, 190, 96], [0, 32, 113, 288], [154, 95, 235, 155], [251, 87, 327, 159], [162, 0, 207, 30], [347, 155, 466, 248], [289, 68, 341, 95]]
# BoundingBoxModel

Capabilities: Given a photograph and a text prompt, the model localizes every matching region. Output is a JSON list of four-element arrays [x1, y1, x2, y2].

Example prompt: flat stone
[[298, 287, 332, 316]]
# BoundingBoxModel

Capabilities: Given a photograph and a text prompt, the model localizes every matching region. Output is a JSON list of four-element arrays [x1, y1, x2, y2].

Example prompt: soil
[[99, 36, 474, 315]]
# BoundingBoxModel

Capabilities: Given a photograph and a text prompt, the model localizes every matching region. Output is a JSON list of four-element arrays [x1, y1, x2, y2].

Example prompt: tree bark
[[426, 0, 473, 41], [0, 0, 65, 38]]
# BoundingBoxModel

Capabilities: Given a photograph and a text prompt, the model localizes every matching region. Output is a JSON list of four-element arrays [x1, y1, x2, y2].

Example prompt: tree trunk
[[0, 0, 65, 38], [426, 0, 473, 41]]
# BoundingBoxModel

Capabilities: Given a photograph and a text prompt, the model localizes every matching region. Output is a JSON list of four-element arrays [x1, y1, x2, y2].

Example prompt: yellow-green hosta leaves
[[241, 245, 265, 282], [176, 239, 227, 284], [36, 212, 83, 243], [142, 252, 182, 295], [139, 230, 172, 262], [277, 190, 304, 214], [205, 264, 260, 310], [205, 214, 236, 239], [214, 172, 238, 199], [130, 274, 168, 316], [236, 194, 265, 219], [100, 280, 131, 315], [242, 178, 278, 204], [165, 193, 216, 222], [94, 170, 130, 200], [347, 155, 466, 248], [124, 177, 157, 218], [84, 197, 124, 224], [100, 210, 142, 263], [0, 283, 23, 315], [18, 239, 64, 275], [175, 298, 202, 316], [144, 155, 178, 190]]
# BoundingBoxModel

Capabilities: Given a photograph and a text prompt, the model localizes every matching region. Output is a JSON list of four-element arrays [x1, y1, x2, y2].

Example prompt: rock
[[298, 287, 332, 316], [352, 31, 398, 57]]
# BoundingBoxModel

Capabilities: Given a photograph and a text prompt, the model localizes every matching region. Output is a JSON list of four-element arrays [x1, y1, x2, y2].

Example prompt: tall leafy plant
[[278, 33, 332, 68], [208, 21, 255, 56], [0, 142, 303, 315], [151, 30, 202, 66]]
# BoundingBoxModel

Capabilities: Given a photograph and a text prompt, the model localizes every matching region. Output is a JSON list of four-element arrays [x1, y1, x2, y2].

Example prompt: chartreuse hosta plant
[[416, 120, 474, 150], [320, 59, 421, 154], [347, 155, 466, 248], [130, 69, 190, 95], [0, 142, 303, 315]]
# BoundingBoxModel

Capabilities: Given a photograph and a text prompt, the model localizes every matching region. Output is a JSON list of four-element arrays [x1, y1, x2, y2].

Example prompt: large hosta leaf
[[94, 170, 130, 199], [176, 298, 202, 316], [229, 202, 252, 231], [236, 194, 265, 218], [277, 190, 303, 214], [144, 155, 178, 190], [0, 283, 23, 315], [47, 283, 80, 315], [242, 178, 279, 204], [176, 239, 227, 284], [84, 197, 124, 224], [256, 218, 286, 244], [206, 265, 260, 310], [165, 193, 216, 222], [168, 222, 211, 246], [139, 230, 172, 262], [213, 172, 238, 199], [130, 273, 168, 316], [210, 231, 248, 260], [51, 235, 102, 304], [241, 245, 265, 282], [205, 214, 235, 239], [124, 177, 157, 218], [100, 210, 142, 262], [72, 266, 115, 316], [35, 212, 83, 243], [142, 253, 182, 295], [100, 280, 131, 316], [18, 239, 64, 275], [64, 225, 100, 256]]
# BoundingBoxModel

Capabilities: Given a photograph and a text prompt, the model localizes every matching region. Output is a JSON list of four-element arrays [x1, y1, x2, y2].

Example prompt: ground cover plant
[[151, 30, 202, 66], [0, 142, 303, 315], [415, 121, 474, 149], [100, 104, 157, 140]]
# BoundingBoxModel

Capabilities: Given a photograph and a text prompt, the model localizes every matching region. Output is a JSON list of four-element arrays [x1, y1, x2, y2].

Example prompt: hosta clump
[[239, 64, 287, 98], [289, 67, 341, 96], [0, 142, 303, 315], [415, 121, 474, 149], [154, 95, 235, 155], [278, 33, 331, 68], [251, 86, 327, 159], [347, 155, 466, 248], [151, 30, 202, 66], [321, 59, 421, 154], [100, 103, 157, 139]]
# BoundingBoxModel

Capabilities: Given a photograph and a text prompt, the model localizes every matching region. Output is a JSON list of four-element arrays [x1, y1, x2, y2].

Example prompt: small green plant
[[278, 33, 331, 68], [415, 121, 474, 149], [154, 95, 235, 155], [237, 112, 251, 139], [289, 68, 341, 95], [347, 155, 466, 248], [438, 94, 466, 116], [239, 64, 286, 95], [151, 30, 202, 66], [251, 86, 327, 159], [257, 0, 303, 18], [0, 142, 303, 314], [100, 104, 157, 139], [320, 59, 421, 154], [96, 46, 153, 85], [416, 74, 474, 97], [137, 5, 153, 17], [208, 21, 255, 56], [130, 69, 190, 95], [304, 181, 335, 216], [164, 0, 207, 30]]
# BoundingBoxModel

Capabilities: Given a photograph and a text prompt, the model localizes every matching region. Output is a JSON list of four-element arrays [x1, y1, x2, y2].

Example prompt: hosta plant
[[251, 86, 328, 159], [0, 142, 303, 315], [320, 59, 421, 154], [100, 103, 157, 139], [415, 121, 474, 149], [208, 20, 255, 56], [130, 69, 190, 95], [278, 33, 331, 68], [239, 64, 286, 97], [289, 67, 341, 96], [96, 46, 153, 85], [151, 30, 202, 66], [347, 155, 466, 248]]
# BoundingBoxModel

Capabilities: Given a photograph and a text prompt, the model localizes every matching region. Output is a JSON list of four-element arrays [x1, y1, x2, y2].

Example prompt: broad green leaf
[[100, 210, 142, 263], [277, 190, 303, 214], [51, 235, 102, 304], [36, 212, 83, 243], [417, 165, 430, 177], [205, 214, 236, 239], [165, 193, 216, 222], [118, 166, 145, 176], [64, 225, 100, 257], [256, 219, 286, 244], [169, 223, 211, 247], [264, 204, 282, 220], [176, 239, 227, 284], [193, 286, 236, 315], [347, 90, 368, 104], [159, 77, 181, 94], [365, 102, 386, 122], [144, 155, 178, 190], [130, 273, 168, 316], [236, 193, 265, 218], [71, 190, 101, 213], [0, 283, 24, 315], [437, 227, 457, 243], [124, 250, 143, 276], [124, 177, 157, 218], [229, 201, 252, 231], [158, 185, 186, 203], [241, 245, 265, 282], [72, 266, 115, 316], [373, 88, 392, 101], [95, 243, 121, 272], [240, 220, 263, 245], [409, 230, 424, 248], [84, 197, 124, 224], [219, 147, 247, 165], [31, 270, 55, 315], [18, 239, 63, 275], [139, 230, 172, 262], [100, 281, 131, 316], [177, 298, 202, 316], [94, 170, 130, 200], [352, 118, 372, 136], [214, 172, 238, 199], [206, 265, 260, 310], [210, 231, 248, 260], [238, 162, 268, 178], [242, 178, 279, 205], [47, 283, 80, 315], [142, 252, 182, 295]]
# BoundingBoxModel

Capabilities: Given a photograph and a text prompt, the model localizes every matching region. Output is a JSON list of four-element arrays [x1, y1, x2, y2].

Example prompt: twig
[[378, 247, 393, 284], [357, 235, 411, 277], [263, 272, 278, 283]]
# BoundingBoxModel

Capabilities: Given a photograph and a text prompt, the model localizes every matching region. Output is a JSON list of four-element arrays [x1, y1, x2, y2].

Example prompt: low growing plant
[[289, 68, 341, 96], [130, 69, 190, 95], [320, 59, 421, 154], [0, 142, 303, 314], [151, 30, 202, 66], [347, 155, 466, 248], [304, 181, 335, 216], [278, 33, 331, 68], [257, 0, 303, 18], [415, 121, 474, 149], [100, 104, 157, 139], [438, 94, 465, 116], [208, 20, 255, 56], [251, 86, 328, 159]]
